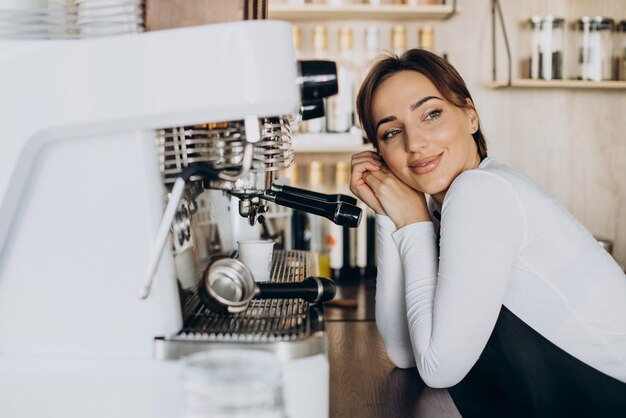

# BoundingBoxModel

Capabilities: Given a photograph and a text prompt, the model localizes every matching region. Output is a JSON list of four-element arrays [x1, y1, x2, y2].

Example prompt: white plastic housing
[[0, 20, 300, 358]]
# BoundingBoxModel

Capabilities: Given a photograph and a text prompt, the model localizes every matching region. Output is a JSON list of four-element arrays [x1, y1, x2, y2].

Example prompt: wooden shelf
[[292, 132, 373, 153], [268, 4, 457, 21], [487, 79, 626, 90]]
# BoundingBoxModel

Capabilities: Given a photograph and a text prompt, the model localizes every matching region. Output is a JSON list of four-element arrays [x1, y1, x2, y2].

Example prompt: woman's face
[[371, 70, 480, 200]]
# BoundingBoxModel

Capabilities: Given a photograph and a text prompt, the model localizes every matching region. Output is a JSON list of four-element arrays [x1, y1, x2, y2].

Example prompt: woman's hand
[[350, 151, 386, 215], [362, 165, 430, 229]]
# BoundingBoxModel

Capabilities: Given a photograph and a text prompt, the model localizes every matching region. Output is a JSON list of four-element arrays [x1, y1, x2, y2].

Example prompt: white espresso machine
[[0, 15, 361, 417]]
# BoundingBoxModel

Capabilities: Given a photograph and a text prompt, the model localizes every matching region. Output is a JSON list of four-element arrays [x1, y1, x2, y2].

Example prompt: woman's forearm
[[391, 171, 525, 388], [374, 214, 417, 368]]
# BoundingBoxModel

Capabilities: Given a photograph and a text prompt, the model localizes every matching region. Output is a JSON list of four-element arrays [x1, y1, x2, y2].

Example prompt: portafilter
[[197, 255, 337, 314], [138, 60, 359, 299]]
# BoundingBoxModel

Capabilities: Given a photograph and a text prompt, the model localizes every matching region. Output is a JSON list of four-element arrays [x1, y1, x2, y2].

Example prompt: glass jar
[[527, 16, 564, 80], [617, 21, 626, 81], [182, 349, 287, 418], [575, 16, 615, 81]]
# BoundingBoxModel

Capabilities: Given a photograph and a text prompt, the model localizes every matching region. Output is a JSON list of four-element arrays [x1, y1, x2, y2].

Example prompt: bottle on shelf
[[292, 24, 302, 59], [288, 163, 309, 251], [364, 24, 381, 67], [329, 162, 348, 281], [418, 25, 435, 52], [308, 161, 332, 278], [355, 24, 380, 132], [392, 25, 407, 56], [307, 26, 328, 134], [327, 26, 356, 133], [619, 21, 626, 81], [276, 163, 299, 251], [343, 162, 369, 281], [355, 200, 368, 278], [365, 207, 377, 279], [292, 24, 304, 134]]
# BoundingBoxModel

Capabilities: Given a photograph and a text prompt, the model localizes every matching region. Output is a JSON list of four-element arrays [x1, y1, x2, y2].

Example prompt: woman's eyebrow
[[409, 95, 442, 112], [375, 116, 397, 132], [375, 96, 443, 132]]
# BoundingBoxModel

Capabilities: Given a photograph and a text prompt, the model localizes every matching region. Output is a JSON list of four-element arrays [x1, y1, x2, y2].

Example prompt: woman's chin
[[418, 177, 452, 196]]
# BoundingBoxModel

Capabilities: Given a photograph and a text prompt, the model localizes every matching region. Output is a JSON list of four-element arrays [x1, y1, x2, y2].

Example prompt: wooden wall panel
[[145, 0, 246, 31]]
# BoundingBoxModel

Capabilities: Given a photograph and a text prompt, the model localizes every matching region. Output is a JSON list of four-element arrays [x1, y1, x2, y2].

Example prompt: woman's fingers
[[349, 151, 388, 215], [350, 153, 382, 188], [363, 169, 430, 228], [351, 150, 380, 161], [351, 161, 381, 181], [364, 168, 397, 187]]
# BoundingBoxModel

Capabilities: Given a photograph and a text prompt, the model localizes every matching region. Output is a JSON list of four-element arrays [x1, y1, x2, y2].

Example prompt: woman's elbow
[[385, 351, 465, 388], [418, 370, 464, 389], [386, 347, 417, 369]]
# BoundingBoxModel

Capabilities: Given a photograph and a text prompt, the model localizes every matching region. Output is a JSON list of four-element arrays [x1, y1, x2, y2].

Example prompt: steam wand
[[137, 164, 220, 299], [138, 118, 263, 299]]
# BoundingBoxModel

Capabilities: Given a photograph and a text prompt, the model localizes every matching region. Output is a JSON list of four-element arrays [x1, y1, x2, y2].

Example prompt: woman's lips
[[409, 153, 443, 175]]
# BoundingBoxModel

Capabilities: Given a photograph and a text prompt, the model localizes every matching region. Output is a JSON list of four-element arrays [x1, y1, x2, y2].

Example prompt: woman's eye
[[381, 129, 401, 141], [424, 108, 443, 121]]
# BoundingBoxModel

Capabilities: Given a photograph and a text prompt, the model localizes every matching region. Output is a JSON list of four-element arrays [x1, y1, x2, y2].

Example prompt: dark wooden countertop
[[325, 278, 462, 418]]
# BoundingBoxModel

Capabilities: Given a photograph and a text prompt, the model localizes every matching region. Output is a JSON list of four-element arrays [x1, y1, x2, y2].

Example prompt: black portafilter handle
[[263, 189, 362, 228], [256, 277, 337, 304], [298, 60, 338, 101], [301, 99, 324, 121], [271, 184, 357, 205]]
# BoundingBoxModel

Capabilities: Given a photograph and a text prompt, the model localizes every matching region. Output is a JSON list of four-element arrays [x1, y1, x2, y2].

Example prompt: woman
[[350, 49, 626, 417]]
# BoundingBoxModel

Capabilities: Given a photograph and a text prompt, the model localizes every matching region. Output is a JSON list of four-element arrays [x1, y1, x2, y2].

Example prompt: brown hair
[[356, 49, 488, 159]]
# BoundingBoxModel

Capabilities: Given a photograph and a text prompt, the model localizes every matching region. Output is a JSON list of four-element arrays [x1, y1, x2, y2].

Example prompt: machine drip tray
[[154, 250, 327, 361]]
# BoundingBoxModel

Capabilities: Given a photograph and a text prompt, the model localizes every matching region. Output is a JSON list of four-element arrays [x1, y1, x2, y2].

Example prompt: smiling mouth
[[408, 153, 443, 174]]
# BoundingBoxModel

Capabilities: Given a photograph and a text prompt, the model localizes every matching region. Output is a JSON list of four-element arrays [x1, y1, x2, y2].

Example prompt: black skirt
[[448, 306, 626, 418]]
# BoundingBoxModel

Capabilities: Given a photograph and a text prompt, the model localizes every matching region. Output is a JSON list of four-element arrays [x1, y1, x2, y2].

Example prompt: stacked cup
[[0, 0, 144, 40], [0, 0, 49, 39], [76, 0, 144, 38]]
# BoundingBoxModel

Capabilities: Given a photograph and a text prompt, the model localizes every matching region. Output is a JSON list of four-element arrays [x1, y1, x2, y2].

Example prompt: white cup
[[237, 239, 274, 282]]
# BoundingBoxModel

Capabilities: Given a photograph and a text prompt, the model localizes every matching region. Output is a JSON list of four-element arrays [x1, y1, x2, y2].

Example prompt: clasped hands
[[349, 151, 430, 229]]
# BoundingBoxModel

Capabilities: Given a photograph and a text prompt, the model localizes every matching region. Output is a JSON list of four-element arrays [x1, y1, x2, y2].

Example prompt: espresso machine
[[0, 10, 360, 418]]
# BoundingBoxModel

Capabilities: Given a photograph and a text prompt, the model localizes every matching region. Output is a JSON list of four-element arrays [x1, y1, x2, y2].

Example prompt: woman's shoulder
[[442, 158, 529, 245], [448, 157, 520, 197], [450, 157, 540, 199]]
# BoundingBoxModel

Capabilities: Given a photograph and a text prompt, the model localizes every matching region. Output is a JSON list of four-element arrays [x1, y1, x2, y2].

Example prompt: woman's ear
[[465, 98, 479, 133]]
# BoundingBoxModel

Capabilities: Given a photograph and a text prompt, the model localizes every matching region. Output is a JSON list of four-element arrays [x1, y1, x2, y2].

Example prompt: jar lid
[[528, 15, 564, 28], [576, 16, 615, 31]]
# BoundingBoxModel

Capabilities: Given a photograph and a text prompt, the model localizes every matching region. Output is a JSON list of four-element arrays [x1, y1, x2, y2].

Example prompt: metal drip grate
[[175, 250, 320, 342]]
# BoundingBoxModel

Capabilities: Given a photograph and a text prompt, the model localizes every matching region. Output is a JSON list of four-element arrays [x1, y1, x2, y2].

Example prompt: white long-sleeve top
[[375, 156, 626, 388]]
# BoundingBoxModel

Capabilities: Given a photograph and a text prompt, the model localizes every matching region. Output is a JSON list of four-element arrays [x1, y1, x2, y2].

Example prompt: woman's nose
[[404, 130, 429, 153]]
